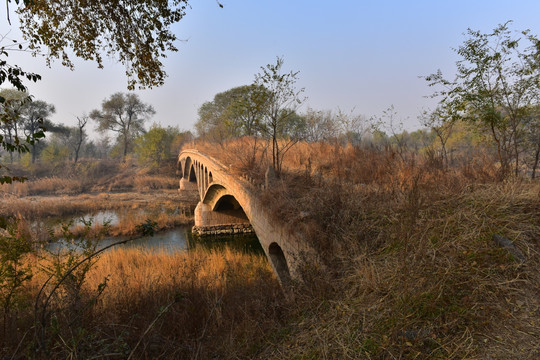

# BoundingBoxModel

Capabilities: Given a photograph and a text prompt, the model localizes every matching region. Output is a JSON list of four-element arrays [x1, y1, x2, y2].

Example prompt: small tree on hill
[[254, 57, 306, 176], [425, 21, 540, 178], [56, 115, 89, 164], [195, 85, 268, 143], [21, 99, 55, 163], [135, 125, 182, 170], [72, 115, 88, 164], [90, 93, 155, 162]]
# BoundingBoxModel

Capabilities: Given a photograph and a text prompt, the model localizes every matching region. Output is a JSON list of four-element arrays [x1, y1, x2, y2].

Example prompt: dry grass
[[187, 138, 500, 187], [1, 142, 538, 358], [7, 177, 84, 196], [0, 190, 196, 218], [254, 181, 539, 359], [0, 158, 180, 196], [261, 157, 538, 357], [5, 247, 284, 359], [186, 138, 540, 359], [133, 174, 178, 190]]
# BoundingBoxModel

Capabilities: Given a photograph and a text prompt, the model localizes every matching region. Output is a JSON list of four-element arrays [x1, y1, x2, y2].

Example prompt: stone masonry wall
[[192, 223, 254, 236]]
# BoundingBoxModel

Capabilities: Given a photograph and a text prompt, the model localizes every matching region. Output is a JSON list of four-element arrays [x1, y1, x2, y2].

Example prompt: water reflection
[[188, 232, 264, 255], [77, 211, 119, 227], [100, 228, 189, 252], [47, 225, 264, 256], [41, 207, 264, 255], [46, 227, 189, 253], [35, 210, 120, 229]]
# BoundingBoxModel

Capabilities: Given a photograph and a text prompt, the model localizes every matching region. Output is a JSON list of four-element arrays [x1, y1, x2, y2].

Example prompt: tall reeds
[[11, 247, 282, 359]]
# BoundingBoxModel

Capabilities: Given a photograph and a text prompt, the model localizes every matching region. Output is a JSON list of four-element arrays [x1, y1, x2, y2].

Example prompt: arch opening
[[189, 164, 197, 182], [268, 242, 291, 283], [214, 195, 249, 221], [183, 157, 192, 178]]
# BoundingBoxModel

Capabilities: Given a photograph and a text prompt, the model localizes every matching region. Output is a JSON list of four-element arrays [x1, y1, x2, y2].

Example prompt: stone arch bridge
[[177, 150, 309, 284]]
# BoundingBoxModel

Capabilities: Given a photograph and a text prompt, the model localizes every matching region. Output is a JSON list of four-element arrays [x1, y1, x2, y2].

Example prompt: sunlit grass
[[20, 246, 283, 359]]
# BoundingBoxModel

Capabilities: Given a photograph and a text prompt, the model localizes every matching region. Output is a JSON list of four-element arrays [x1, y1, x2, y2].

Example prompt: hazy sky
[[2, 1, 540, 137]]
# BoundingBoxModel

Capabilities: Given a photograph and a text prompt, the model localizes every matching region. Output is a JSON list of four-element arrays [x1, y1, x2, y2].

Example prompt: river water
[[45, 210, 264, 255]]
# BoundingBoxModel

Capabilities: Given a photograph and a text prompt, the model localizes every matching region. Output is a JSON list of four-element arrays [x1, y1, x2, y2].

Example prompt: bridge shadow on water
[[187, 231, 266, 256]]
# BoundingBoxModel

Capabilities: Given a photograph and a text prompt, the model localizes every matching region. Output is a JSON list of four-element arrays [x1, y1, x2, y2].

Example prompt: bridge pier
[[193, 201, 253, 236], [179, 178, 197, 191]]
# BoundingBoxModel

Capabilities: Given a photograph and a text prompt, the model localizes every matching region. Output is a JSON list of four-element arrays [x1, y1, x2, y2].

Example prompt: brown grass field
[[0, 142, 539, 359], [11, 247, 281, 359], [185, 139, 540, 359]]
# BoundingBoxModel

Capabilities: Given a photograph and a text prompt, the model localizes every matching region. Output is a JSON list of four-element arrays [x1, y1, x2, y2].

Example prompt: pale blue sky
[[2, 1, 540, 135]]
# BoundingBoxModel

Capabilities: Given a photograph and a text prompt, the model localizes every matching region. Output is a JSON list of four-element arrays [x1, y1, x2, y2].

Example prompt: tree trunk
[[271, 121, 279, 176], [513, 132, 520, 177], [490, 123, 508, 178], [123, 138, 128, 163], [7, 131, 13, 164], [532, 145, 540, 179], [31, 144, 37, 164], [74, 141, 81, 164]]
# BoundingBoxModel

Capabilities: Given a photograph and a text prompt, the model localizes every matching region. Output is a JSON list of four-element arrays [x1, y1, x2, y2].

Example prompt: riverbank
[[0, 190, 198, 244], [0, 190, 197, 217], [0, 157, 200, 238]]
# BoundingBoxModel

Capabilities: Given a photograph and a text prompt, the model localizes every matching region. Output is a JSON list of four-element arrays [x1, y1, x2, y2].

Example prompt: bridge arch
[[201, 184, 291, 280], [178, 150, 310, 285], [183, 156, 192, 178], [178, 156, 198, 191], [202, 183, 228, 209], [201, 183, 251, 225], [189, 164, 197, 182]]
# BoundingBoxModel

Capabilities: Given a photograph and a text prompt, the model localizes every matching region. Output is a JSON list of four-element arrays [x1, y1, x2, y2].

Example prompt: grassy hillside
[[186, 140, 540, 359], [0, 143, 538, 359]]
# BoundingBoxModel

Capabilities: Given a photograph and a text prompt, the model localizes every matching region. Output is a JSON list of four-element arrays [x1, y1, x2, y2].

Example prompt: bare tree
[[71, 115, 88, 164], [90, 93, 155, 162], [372, 105, 409, 161], [302, 108, 339, 143], [337, 108, 370, 146]]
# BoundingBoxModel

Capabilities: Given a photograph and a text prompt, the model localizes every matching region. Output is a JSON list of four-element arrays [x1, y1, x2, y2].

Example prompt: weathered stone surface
[[192, 223, 254, 236], [179, 178, 197, 191]]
